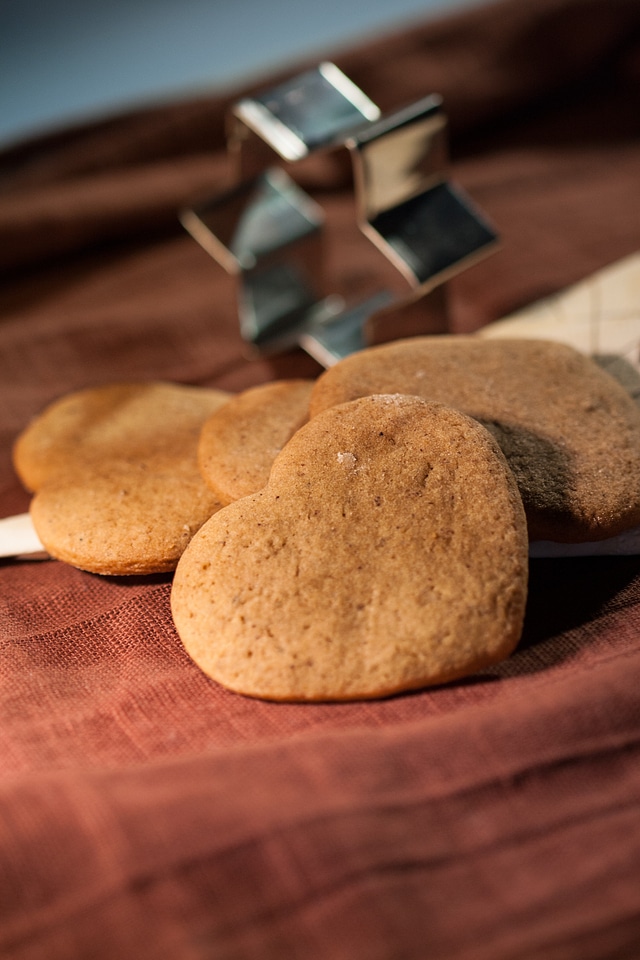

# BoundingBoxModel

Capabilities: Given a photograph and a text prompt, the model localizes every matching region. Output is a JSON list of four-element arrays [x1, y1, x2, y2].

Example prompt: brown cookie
[[309, 337, 640, 542], [14, 381, 230, 491], [14, 381, 230, 575], [30, 461, 224, 576], [171, 395, 528, 701], [198, 379, 313, 504]]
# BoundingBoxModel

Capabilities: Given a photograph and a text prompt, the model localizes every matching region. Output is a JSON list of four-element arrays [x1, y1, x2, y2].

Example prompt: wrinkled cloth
[[2, 0, 640, 956]]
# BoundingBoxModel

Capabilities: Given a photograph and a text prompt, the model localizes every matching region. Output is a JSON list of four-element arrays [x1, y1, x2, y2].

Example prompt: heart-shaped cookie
[[309, 337, 640, 542], [172, 394, 528, 701]]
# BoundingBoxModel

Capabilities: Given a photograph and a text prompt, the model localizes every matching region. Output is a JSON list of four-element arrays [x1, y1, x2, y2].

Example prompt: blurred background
[[0, 0, 481, 148]]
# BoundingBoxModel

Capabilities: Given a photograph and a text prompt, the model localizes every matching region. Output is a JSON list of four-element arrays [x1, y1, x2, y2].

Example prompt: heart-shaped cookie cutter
[[180, 62, 498, 367]]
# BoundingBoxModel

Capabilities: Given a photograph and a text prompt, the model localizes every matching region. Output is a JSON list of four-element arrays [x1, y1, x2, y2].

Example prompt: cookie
[[198, 379, 313, 504], [14, 381, 230, 575], [14, 381, 229, 492], [30, 461, 224, 576], [171, 395, 528, 701], [309, 336, 640, 543]]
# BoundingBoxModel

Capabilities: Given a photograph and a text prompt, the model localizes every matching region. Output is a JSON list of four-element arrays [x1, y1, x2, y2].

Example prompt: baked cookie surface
[[14, 381, 230, 574], [14, 381, 230, 492], [198, 379, 313, 504], [31, 461, 221, 575], [172, 395, 528, 701], [309, 337, 640, 542]]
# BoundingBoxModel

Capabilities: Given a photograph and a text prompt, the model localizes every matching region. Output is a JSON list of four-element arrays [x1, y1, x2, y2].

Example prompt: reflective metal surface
[[348, 96, 497, 290], [298, 292, 395, 367], [231, 63, 379, 171], [181, 169, 322, 270], [181, 63, 499, 366], [181, 169, 328, 348], [229, 63, 380, 179], [349, 95, 445, 220]]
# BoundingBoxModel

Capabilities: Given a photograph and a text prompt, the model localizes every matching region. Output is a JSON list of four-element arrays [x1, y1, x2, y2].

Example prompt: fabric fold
[[2, 0, 640, 955]]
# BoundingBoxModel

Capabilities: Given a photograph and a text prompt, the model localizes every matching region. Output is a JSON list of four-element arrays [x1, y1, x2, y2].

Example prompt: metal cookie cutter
[[180, 63, 498, 367]]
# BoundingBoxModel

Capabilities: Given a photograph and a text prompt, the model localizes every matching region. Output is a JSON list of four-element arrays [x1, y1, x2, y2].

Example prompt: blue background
[[0, 0, 479, 147]]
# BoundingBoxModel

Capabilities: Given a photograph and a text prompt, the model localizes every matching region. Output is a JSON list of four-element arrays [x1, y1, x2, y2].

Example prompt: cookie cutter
[[180, 62, 498, 367]]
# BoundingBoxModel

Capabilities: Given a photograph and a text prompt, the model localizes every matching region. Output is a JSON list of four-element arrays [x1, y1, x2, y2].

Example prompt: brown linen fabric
[[2, 0, 640, 956]]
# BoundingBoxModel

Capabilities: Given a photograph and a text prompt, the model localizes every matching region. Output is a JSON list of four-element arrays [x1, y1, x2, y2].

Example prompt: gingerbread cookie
[[14, 381, 228, 492], [309, 337, 640, 542], [172, 395, 528, 701], [198, 379, 313, 504], [14, 381, 230, 574]]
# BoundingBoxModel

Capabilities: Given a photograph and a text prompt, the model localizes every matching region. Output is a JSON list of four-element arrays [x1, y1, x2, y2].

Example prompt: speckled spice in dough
[[309, 337, 640, 542], [31, 461, 224, 575], [172, 395, 529, 702]]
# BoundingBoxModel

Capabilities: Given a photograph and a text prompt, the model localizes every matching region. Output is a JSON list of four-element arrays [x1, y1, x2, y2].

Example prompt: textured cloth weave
[[2, 0, 640, 956]]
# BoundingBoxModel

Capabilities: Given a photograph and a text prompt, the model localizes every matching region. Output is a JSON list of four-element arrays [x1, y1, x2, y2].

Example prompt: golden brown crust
[[309, 337, 640, 542], [14, 381, 230, 574], [14, 381, 230, 491], [30, 462, 222, 576], [198, 379, 313, 504], [172, 395, 529, 701]]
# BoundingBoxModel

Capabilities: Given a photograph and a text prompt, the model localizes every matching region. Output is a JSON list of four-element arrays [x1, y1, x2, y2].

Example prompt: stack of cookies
[[14, 338, 640, 701], [13, 382, 230, 575]]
